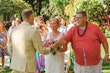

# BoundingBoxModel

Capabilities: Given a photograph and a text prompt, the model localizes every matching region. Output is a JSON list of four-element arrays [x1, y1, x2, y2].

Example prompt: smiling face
[[75, 14, 87, 26], [15, 17, 22, 26], [38, 18, 44, 24], [49, 18, 59, 31], [35, 16, 44, 24], [75, 11, 87, 26]]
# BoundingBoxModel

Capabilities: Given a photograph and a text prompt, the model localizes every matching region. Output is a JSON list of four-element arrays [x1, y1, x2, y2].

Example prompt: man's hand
[[104, 54, 109, 63], [50, 44, 54, 52]]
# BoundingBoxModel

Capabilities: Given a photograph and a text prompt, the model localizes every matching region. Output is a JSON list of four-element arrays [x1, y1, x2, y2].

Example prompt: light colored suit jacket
[[8, 21, 50, 72]]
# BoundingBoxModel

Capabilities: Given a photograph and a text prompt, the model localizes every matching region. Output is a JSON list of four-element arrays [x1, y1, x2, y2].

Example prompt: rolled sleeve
[[96, 26, 107, 43]]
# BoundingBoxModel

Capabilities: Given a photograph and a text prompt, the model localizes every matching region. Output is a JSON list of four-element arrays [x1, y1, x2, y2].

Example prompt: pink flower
[[43, 39, 53, 47]]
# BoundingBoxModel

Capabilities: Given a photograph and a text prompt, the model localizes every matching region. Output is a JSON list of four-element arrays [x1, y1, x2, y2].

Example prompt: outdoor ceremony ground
[[1, 61, 110, 73], [0, 38, 110, 73]]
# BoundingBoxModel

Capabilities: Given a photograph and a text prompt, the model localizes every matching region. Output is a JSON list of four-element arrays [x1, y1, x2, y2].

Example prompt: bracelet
[[105, 53, 109, 56]]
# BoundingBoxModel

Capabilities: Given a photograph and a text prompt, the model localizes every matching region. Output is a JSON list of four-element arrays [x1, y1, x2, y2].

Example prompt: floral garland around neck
[[77, 21, 88, 37]]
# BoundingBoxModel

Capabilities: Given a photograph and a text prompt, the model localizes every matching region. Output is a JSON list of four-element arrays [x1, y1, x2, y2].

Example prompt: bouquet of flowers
[[43, 39, 59, 55], [43, 39, 52, 47]]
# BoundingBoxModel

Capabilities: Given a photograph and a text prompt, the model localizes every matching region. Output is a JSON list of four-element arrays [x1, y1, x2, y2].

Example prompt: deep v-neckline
[[49, 32, 62, 41]]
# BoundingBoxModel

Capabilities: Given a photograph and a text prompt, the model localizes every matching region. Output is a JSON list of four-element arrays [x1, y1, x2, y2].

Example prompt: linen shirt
[[63, 22, 107, 66]]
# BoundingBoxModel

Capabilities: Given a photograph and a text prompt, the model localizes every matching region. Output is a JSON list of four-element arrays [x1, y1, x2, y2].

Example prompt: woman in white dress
[[44, 18, 67, 73]]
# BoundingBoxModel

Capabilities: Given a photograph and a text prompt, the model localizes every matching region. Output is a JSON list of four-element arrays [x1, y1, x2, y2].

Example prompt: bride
[[44, 18, 67, 73]]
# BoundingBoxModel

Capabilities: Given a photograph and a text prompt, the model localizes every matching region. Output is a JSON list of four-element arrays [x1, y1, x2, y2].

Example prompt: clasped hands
[[43, 40, 58, 55]]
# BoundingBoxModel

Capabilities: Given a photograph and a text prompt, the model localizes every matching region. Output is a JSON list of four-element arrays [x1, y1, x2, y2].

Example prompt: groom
[[8, 9, 52, 73]]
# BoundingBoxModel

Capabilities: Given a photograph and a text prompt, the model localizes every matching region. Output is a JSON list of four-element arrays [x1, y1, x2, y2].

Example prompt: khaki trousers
[[74, 60, 102, 73]]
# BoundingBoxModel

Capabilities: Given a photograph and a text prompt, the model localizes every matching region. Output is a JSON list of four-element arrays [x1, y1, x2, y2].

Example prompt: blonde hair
[[49, 18, 60, 26], [39, 25, 48, 30], [0, 21, 7, 31], [35, 16, 44, 22]]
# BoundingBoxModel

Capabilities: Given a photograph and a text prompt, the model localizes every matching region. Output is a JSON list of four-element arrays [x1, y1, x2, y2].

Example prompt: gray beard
[[76, 22, 80, 26]]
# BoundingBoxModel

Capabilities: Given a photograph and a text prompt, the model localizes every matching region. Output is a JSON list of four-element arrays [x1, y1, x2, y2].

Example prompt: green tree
[[64, 0, 83, 18], [0, 0, 31, 21], [40, 0, 69, 20], [77, 0, 104, 22], [24, 0, 48, 15], [65, 0, 110, 23]]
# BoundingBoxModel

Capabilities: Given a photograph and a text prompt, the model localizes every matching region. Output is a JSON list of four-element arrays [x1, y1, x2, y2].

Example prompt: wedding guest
[[34, 16, 46, 29], [8, 17, 22, 37], [15, 17, 22, 26], [46, 20, 51, 32], [35, 25, 48, 73], [61, 18, 67, 27], [55, 16, 67, 34], [67, 17, 76, 31], [39, 25, 48, 41], [0, 21, 9, 72]]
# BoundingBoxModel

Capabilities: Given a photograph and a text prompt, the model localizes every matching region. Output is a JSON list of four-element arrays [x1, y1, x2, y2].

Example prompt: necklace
[[77, 22, 88, 37]]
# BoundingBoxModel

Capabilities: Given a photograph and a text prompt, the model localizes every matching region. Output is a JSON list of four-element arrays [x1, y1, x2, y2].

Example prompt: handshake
[[43, 40, 59, 55]]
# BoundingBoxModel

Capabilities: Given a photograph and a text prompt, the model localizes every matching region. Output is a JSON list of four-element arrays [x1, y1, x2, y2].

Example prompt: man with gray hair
[[51, 11, 109, 73], [8, 9, 51, 73]]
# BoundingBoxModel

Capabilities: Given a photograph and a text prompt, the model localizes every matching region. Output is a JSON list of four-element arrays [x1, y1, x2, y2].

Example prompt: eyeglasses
[[75, 17, 83, 19]]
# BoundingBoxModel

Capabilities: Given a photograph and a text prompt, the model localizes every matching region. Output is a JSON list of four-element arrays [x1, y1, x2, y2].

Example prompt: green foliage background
[[0, 0, 31, 21], [0, 0, 109, 22]]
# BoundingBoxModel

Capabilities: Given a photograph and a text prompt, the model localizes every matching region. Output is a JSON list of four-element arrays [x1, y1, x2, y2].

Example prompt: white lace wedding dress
[[45, 32, 65, 73]]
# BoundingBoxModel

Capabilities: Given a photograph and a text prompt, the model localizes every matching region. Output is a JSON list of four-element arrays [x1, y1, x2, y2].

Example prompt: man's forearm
[[102, 41, 109, 63], [53, 38, 67, 49], [102, 41, 109, 54]]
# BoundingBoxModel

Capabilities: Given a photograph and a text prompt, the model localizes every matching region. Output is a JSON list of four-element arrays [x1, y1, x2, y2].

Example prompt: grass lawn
[[101, 38, 110, 73], [2, 66, 12, 73]]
